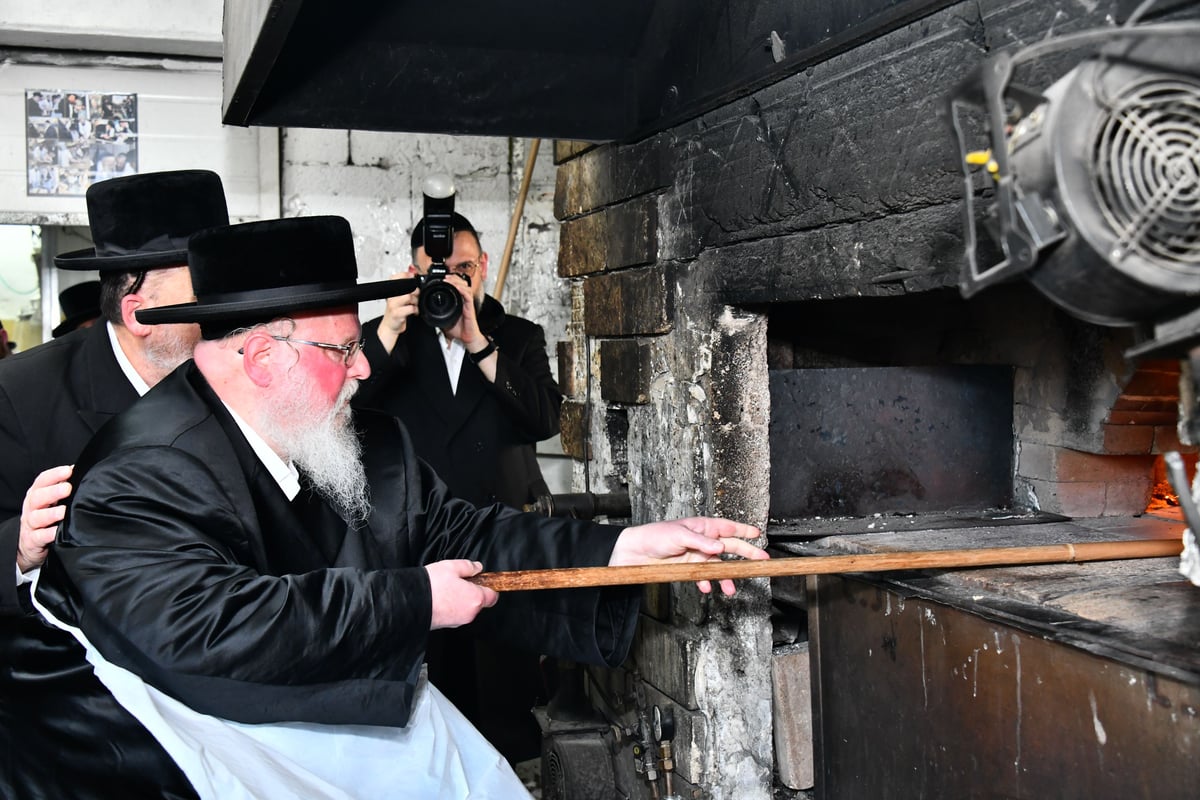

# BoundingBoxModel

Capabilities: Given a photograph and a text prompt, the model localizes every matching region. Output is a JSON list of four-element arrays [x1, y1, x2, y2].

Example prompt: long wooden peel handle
[[470, 538, 1182, 592]]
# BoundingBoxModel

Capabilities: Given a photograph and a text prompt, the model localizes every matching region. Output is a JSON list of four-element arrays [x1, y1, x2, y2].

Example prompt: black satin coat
[[0, 323, 137, 612], [0, 325, 197, 798], [20, 363, 636, 796], [356, 295, 561, 508]]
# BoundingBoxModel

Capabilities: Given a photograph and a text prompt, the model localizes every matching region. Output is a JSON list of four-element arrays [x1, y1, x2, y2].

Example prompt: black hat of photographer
[[136, 216, 418, 340], [410, 212, 478, 251], [55, 170, 229, 272], [52, 280, 102, 338]]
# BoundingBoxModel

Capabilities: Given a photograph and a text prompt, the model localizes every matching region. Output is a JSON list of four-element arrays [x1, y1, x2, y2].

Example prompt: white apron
[[31, 571, 532, 800]]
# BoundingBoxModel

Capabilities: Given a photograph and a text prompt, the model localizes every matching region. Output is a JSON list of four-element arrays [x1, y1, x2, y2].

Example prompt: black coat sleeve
[[355, 315, 408, 409], [0, 382, 33, 613], [360, 411, 638, 667], [489, 319, 562, 442]]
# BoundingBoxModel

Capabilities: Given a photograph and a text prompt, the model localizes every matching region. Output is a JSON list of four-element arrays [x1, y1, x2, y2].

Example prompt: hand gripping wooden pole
[[470, 537, 1182, 592]]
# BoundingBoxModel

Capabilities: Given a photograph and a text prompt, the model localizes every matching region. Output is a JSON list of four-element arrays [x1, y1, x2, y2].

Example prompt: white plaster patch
[[716, 305, 757, 334], [1089, 691, 1107, 746], [1013, 635, 1022, 776], [919, 609, 928, 709], [1178, 528, 1200, 587]]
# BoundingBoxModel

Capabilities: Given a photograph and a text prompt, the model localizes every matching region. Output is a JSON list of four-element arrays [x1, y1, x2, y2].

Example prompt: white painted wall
[[0, 58, 278, 226], [0, 0, 223, 57]]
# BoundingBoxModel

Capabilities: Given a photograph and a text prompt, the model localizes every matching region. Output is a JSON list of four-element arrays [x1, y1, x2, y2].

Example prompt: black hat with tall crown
[[55, 170, 229, 272]]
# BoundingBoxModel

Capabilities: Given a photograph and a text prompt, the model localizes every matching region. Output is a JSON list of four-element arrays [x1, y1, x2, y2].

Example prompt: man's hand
[[440, 274, 485, 349], [425, 559, 499, 629], [17, 464, 73, 573], [376, 268, 421, 354], [609, 517, 768, 596]]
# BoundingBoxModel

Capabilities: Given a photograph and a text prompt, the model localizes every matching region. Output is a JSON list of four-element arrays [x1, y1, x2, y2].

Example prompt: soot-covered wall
[[552, 2, 1190, 797]]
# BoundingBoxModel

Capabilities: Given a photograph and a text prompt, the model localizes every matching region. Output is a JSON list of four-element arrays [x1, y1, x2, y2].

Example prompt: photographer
[[357, 211, 560, 509], [354, 210, 562, 763]]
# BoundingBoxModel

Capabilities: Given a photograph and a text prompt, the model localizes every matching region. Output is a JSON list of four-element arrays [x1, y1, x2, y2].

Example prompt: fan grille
[[542, 748, 567, 800], [1092, 76, 1200, 271]]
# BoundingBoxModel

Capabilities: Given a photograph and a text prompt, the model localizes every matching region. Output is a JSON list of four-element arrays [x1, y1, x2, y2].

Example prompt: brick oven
[[547, 3, 1200, 798], [220, 0, 1200, 797]]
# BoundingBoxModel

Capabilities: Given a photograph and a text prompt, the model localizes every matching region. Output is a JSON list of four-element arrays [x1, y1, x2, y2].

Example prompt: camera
[[417, 174, 468, 329]]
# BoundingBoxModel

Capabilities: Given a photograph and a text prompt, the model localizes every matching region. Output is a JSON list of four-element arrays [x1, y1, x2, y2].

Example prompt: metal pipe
[[524, 491, 632, 520]]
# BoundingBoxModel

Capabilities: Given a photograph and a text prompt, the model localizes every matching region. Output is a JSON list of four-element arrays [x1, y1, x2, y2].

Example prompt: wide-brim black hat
[[52, 280, 102, 338], [136, 215, 418, 339], [55, 170, 229, 272]]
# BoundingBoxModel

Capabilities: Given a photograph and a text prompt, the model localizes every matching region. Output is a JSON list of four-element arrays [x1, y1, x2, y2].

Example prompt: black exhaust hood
[[222, 0, 958, 142]]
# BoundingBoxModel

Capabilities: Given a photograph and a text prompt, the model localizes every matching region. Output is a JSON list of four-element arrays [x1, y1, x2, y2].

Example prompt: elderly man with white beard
[[25, 215, 768, 799]]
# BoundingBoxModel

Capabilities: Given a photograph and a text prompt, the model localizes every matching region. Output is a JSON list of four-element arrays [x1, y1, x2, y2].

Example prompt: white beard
[[260, 377, 371, 523]]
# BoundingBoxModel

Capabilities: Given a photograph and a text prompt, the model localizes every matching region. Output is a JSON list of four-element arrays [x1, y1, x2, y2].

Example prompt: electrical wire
[[1126, 0, 1162, 28], [1009, 21, 1200, 69]]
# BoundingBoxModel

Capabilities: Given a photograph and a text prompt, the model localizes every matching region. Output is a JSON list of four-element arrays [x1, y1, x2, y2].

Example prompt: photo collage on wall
[[26, 89, 138, 197]]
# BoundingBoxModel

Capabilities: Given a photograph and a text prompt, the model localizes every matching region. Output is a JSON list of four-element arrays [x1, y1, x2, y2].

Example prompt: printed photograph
[[26, 89, 138, 197]]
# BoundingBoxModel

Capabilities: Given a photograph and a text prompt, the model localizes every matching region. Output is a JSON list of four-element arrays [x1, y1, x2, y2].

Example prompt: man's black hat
[[55, 170, 229, 272], [52, 280, 102, 338], [136, 216, 418, 340], [409, 212, 478, 251]]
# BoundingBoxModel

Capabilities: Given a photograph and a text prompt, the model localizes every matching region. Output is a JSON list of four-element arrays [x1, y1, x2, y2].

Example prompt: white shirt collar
[[106, 321, 151, 397], [436, 329, 466, 395], [109, 320, 298, 499], [221, 402, 301, 501]]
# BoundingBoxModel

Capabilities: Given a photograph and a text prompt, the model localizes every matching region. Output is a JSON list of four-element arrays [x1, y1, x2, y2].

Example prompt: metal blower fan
[[950, 20, 1200, 328]]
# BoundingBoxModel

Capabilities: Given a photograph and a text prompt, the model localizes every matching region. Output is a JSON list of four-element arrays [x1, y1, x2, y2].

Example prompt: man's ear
[[240, 331, 277, 388], [478, 251, 489, 284], [120, 291, 153, 338]]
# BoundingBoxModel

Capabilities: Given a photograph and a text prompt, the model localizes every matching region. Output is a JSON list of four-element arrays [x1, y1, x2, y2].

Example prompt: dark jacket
[[355, 295, 561, 508], [14, 363, 636, 797], [0, 323, 137, 612], [0, 324, 195, 799]]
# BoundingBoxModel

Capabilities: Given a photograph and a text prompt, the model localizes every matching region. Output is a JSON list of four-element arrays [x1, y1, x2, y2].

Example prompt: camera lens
[[419, 279, 463, 329]]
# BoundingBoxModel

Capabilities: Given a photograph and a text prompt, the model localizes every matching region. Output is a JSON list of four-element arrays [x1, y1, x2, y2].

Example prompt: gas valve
[[653, 705, 681, 800]]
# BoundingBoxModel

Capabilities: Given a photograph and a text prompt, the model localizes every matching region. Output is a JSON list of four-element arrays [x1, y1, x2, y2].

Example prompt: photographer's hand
[[442, 275, 499, 380], [376, 267, 420, 355]]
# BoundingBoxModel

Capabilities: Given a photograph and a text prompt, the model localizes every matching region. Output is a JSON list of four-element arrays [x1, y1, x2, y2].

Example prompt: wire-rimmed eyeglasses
[[239, 335, 366, 366], [446, 259, 481, 275]]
